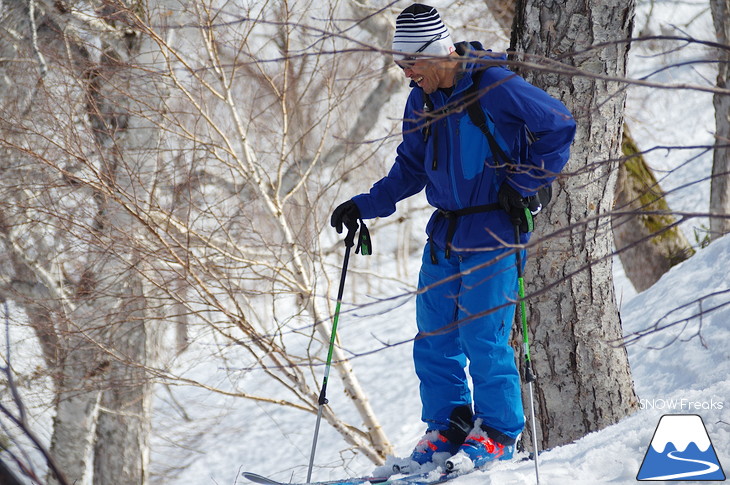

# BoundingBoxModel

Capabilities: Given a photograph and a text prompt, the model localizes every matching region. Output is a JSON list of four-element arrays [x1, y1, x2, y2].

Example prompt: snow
[[149, 2, 730, 485]]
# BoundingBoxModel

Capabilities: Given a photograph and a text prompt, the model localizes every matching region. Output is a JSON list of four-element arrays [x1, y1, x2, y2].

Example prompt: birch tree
[[1, 0, 174, 481], [710, 0, 730, 240], [510, 0, 640, 449]]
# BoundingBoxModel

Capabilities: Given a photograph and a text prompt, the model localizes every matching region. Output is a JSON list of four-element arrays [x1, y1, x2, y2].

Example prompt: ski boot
[[393, 405, 473, 475], [445, 422, 514, 473]]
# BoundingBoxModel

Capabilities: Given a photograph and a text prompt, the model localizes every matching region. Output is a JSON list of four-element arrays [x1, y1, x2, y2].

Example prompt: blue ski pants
[[414, 243, 525, 441]]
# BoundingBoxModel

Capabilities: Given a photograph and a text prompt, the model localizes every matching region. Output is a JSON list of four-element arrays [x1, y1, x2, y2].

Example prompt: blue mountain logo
[[637, 414, 726, 481]]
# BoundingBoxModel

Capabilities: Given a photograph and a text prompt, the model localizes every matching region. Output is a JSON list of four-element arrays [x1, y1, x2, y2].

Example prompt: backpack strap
[[466, 69, 554, 209], [464, 68, 511, 168], [422, 93, 434, 141], [422, 92, 442, 170]]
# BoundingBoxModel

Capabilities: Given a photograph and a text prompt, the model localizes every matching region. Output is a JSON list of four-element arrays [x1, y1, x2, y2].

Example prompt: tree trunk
[[86, 20, 167, 482], [510, 0, 639, 450], [613, 128, 695, 292], [48, 346, 102, 485], [47, 4, 164, 482], [710, 0, 730, 240], [93, 269, 153, 485], [482, 0, 515, 34]]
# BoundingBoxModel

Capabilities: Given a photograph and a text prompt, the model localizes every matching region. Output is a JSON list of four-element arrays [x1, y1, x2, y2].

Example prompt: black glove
[[498, 183, 542, 233], [330, 200, 360, 234]]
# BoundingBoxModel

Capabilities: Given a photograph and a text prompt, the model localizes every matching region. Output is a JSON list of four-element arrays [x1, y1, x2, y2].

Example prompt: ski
[[384, 468, 468, 485], [242, 467, 478, 485], [241, 473, 284, 485], [241, 471, 387, 485]]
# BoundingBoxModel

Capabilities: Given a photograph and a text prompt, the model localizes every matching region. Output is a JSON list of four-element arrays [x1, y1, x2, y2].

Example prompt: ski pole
[[306, 223, 359, 483], [514, 221, 541, 485]]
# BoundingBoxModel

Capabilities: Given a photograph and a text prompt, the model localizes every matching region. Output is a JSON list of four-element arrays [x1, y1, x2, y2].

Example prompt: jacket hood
[[455, 41, 508, 73]]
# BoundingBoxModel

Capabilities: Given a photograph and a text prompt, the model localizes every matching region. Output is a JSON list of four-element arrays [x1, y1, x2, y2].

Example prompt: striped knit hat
[[392, 4, 455, 60]]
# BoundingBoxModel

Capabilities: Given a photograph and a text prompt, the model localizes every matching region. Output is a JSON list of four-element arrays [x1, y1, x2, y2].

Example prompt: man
[[331, 3, 575, 472]]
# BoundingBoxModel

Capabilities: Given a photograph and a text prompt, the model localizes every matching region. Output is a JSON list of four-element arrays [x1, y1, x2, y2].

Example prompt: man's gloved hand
[[330, 200, 361, 234], [498, 183, 542, 233]]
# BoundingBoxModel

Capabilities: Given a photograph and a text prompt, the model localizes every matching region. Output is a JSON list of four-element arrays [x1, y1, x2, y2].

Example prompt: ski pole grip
[[344, 222, 357, 248]]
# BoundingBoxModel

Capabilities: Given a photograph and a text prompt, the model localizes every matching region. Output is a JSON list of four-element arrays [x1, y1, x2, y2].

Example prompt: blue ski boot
[[445, 423, 515, 472], [393, 406, 473, 475]]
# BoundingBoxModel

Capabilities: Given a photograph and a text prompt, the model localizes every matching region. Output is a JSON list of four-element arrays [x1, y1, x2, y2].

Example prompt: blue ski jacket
[[352, 43, 576, 251]]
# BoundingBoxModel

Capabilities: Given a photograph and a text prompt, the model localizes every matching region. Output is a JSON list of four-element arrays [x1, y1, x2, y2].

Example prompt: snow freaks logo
[[637, 414, 726, 481], [640, 398, 724, 411]]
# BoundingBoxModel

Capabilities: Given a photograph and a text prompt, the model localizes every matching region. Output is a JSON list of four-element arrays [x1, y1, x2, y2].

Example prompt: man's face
[[398, 59, 445, 95]]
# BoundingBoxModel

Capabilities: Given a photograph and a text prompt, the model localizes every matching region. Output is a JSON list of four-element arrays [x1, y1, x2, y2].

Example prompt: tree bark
[[48, 345, 102, 485], [613, 128, 695, 292], [84, 14, 168, 481], [510, 0, 639, 450], [93, 265, 153, 485], [45, 2, 164, 482], [482, 0, 515, 33], [710, 0, 730, 240]]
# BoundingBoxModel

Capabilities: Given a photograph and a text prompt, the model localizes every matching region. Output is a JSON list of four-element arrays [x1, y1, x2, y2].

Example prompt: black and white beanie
[[392, 4, 455, 60]]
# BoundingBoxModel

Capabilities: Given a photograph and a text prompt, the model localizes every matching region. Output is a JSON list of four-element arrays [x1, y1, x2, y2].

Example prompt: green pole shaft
[[514, 223, 540, 484], [518, 277, 531, 360], [307, 226, 355, 483]]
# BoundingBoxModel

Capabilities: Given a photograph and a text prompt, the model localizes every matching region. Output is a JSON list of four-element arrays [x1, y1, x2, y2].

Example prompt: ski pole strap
[[317, 383, 329, 406], [431, 203, 501, 262], [523, 207, 535, 233], [355, 219, 372, 255]]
